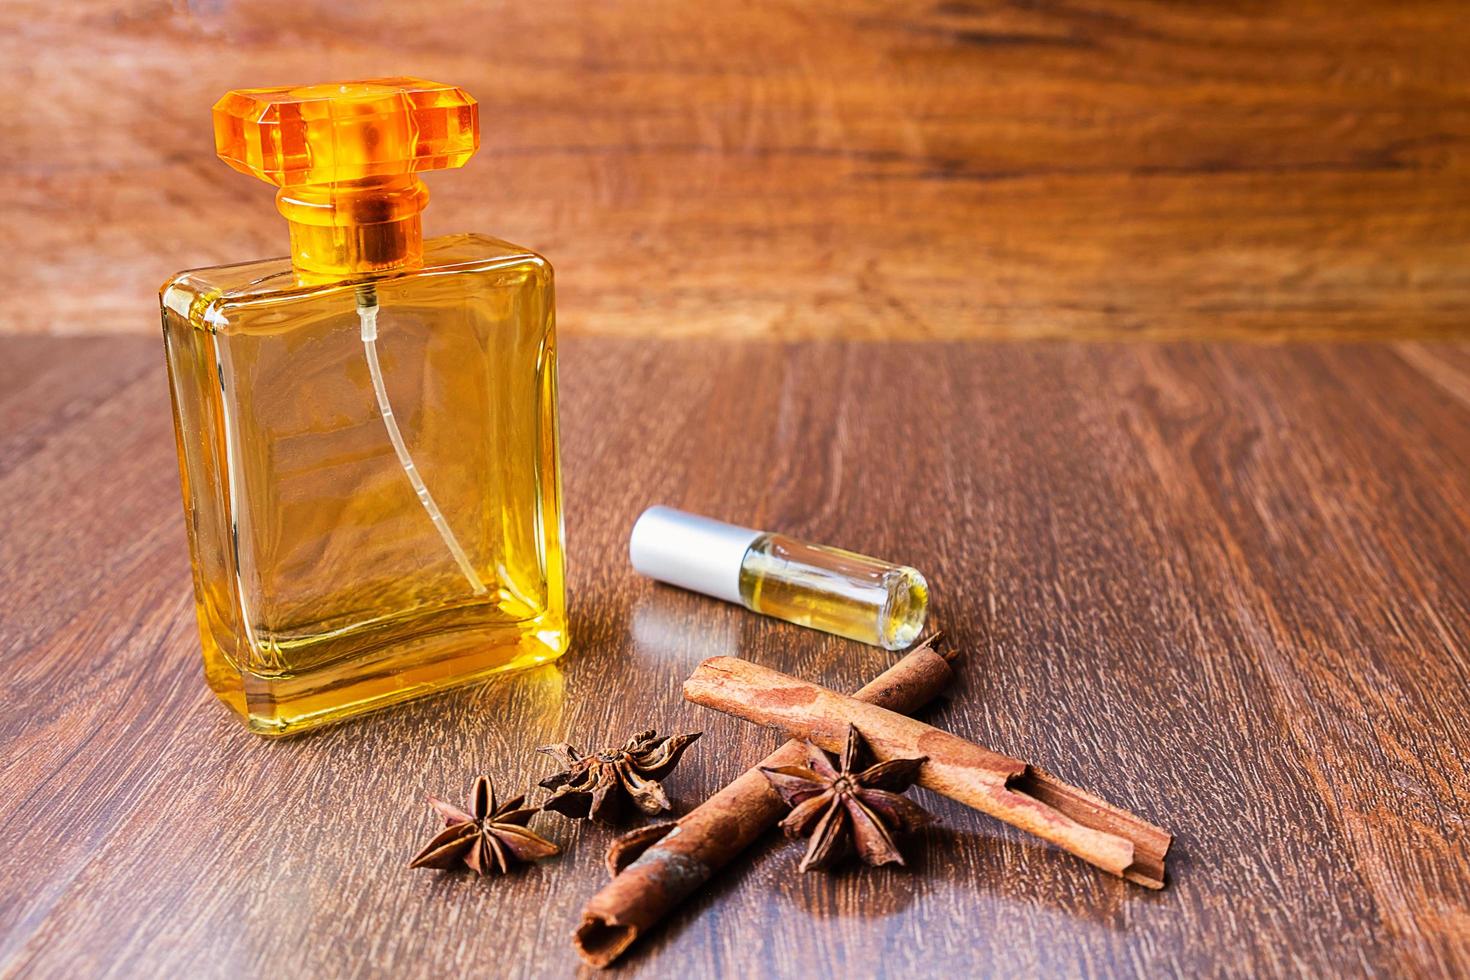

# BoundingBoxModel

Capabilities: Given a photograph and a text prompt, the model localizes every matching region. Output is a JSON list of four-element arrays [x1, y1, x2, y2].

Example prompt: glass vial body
[[628, 507, 929, 650], [160, 233, 568, 735], [738, 534, 928, 649]]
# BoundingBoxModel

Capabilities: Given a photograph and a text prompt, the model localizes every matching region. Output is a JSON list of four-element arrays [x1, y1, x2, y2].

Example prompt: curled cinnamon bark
[[573, 638, 955, 968], [683, 656, 1171, 889]]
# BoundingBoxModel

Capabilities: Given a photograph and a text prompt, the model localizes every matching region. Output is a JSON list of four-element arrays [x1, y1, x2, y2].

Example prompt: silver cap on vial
[[629, 506, 764, 605]]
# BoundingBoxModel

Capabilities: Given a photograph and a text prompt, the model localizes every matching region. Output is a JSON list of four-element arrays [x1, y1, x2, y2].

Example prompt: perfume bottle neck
[[275, 175, 428, 283]]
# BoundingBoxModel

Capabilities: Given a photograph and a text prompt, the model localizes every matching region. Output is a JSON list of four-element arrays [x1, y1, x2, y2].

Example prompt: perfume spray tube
[[355, 285, 486, 596], [629, 506, 929, 650]]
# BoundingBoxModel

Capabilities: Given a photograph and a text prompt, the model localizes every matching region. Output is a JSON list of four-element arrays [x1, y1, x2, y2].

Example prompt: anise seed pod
[[409, 775, 560, 875], [538, 729, 701, 822], [759, 724, 931, 871]]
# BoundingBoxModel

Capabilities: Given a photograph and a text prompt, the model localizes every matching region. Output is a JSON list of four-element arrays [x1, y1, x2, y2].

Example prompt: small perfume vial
[[629, 506, 929, 650]]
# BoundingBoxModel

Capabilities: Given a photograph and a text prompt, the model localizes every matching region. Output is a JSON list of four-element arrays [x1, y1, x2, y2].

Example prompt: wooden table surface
[[1, 334, 1467, 977]]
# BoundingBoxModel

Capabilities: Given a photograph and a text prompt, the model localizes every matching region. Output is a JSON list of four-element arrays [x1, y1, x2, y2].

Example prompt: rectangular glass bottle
[[161, 233, 568, 735]]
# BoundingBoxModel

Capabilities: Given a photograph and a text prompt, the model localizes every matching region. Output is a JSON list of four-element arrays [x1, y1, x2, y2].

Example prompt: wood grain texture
[[3, 0, 1470, 339], [2, 335, 1468, 976]]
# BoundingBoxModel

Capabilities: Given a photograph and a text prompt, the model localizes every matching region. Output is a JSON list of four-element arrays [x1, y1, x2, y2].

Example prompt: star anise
[[537, 729, 701, 822], [759, 724, 932, 872], [408, 775, 560, 876]]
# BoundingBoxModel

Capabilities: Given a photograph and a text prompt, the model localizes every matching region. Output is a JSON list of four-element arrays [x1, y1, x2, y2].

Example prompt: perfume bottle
[[160, 79, 568, 735], [629, 507, 928, 649]]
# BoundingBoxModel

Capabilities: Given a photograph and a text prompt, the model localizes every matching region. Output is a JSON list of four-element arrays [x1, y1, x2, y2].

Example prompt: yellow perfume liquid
[[160, 79, 568, 734], [738, 534, 927, 649], [629, 507, 928, 650]]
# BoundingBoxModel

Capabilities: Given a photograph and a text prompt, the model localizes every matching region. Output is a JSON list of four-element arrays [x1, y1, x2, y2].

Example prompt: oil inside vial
[[737, 533, 929, 650]]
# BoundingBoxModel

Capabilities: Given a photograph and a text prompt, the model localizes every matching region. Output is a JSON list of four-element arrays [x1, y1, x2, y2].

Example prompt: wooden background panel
[[1, 336, 1467, 976], [1, 0, 1469, 338]]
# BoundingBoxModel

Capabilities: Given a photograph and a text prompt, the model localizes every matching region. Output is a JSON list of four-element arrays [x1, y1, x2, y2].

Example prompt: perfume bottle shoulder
[[422, 232, 553, 276], [160, 233, 552, 327]]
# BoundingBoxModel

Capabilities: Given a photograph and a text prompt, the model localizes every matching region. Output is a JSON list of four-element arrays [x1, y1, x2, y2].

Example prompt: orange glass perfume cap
[[212, 78, 479, 281]]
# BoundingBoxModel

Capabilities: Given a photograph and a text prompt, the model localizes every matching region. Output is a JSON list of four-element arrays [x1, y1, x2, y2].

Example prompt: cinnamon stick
[[683, 656, 1171, 889], [574, 639, 956, 968]]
